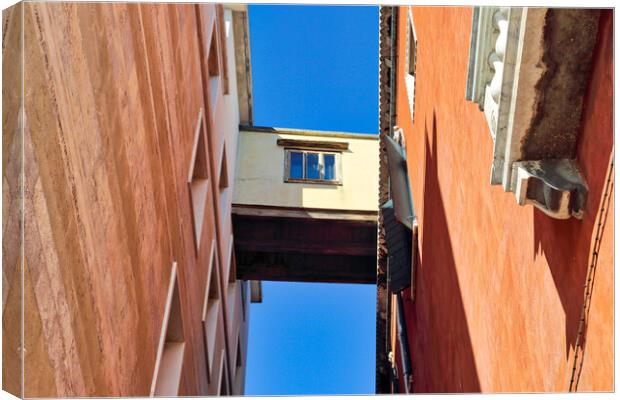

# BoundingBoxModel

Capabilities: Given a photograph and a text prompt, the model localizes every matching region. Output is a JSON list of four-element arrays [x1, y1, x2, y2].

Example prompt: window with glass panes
[[285, 149, 340, 183]]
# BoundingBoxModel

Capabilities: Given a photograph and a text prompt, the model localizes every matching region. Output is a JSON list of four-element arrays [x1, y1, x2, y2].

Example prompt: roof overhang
[[227, 4, 254, 126]]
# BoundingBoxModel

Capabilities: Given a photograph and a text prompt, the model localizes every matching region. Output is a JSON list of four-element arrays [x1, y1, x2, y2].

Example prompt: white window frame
[[284, 149, 342, 185], [466, 7, 525, 189], [405, 9, 418, 121]]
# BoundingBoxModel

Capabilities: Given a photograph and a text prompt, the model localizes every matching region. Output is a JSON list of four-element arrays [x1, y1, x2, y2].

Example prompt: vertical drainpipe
[[387, 5, 414, 394], [389, 6, 397, 136], [385, 5, 400, 394], [396, 292, 412, 393]]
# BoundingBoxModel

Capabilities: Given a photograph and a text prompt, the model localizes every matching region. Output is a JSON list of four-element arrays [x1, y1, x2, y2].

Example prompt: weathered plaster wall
[[233, 130, 379, 211], [395, 7, 613, 393], [2, 3, 248, 396], [2, 4, 24, 397], [520, 9, 601, 160]]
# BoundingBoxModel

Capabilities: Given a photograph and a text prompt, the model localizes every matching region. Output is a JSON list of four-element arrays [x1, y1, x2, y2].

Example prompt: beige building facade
[[234, 127, 379, 212]]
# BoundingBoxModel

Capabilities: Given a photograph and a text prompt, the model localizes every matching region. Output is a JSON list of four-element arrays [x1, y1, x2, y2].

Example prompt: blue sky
[[248, 5, 379, 134], [244, 5, 379, 396], [245, 282, 376, 395]]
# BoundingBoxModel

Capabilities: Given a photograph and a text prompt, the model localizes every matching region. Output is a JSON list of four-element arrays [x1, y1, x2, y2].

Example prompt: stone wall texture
[[394, 7, 613, 392], [2, 3, 248, 396]]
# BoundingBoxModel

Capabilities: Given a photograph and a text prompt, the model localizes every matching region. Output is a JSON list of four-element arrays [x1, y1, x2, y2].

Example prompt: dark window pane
[[306, 153, 320, 179], [290, 152, 303, 179], [324, 154, 336, 180]]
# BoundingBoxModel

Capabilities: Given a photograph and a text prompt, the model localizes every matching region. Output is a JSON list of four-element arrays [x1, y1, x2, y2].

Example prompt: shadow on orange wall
[[532, 9, 613, 360], [405, 112, 481, 393]]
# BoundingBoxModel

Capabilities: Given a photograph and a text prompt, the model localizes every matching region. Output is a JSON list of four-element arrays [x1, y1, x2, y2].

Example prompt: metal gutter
[[389, 6, 397, 138], [396, 292, 412, 394], [376, 5, 398, 394], [385, 7, 399, 394]]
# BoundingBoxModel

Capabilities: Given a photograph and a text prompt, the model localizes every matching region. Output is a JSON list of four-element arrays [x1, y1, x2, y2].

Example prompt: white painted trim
[[405, 8, 417, 121], [202, 240, 221, 379], [466, 6, 527, 188], [498, 9, 529, 190], [202, 240, 217, 321], [215, 349, 226, 394], [188, 107, 209, 251], [150, 262, 178, 397], [203, 300, 220, 380], [187, 108, 205, 184]]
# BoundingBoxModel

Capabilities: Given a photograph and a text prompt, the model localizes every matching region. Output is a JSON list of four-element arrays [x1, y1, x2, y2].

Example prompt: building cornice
[[230, 6, 254, 126], [239, 125, 379, 141]]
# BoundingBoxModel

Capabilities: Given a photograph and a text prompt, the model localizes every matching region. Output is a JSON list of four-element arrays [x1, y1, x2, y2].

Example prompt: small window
[[235, 338, 242, 369], [405, 10, 417, 120], [226, 281, 237, 334], [202, 243, 221, 380], [152, 263, 185, 396], [240, 281, 247, 320], [219, 144, 230, 216], [219, 144, 229, 190], [188, 109, 209, 251], [225, 240, 238, 334], [219, 352, 230, 395], [216, 5, 229, 94], [285, 150, 341, 184], [233, 336, 243, 392], [227, 238, 236, 283], [208, 23, 221, 107]]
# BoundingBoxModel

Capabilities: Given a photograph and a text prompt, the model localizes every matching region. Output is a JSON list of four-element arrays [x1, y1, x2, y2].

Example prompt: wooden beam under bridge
[[232, 205, 377, 284]]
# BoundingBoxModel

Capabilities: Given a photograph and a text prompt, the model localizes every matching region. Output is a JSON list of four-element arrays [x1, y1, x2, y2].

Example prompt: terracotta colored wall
[[2, 3, 248, 396], [2, 5, 24, 397], [394, 7, 613, 392]]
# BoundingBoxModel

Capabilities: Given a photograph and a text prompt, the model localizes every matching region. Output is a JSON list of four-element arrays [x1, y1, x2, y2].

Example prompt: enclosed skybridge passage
[[231, 127, 379, 284], [233, 207, 377, 283]]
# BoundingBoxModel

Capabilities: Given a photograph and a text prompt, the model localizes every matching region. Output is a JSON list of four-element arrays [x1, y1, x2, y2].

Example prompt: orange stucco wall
[[395, 7, 613, 392], [3, 3, 247, 396]]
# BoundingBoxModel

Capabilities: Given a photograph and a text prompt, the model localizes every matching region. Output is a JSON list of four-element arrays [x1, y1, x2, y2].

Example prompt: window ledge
[[284, 178, 342, 186], [277, 139, 348, 151]]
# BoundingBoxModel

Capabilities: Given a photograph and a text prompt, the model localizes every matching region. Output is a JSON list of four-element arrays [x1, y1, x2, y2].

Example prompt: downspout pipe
[[385, 5, 400, 394], [389, 6, 397, 137], [386, 7, 414, 393], [397, 292, 412, 393], [385, 5, 399, 393]]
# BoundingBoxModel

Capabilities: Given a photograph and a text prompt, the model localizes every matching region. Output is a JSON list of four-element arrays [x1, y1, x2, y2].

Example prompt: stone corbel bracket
[[513, 159, 588, 219], [467, 7, 601, 219]]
